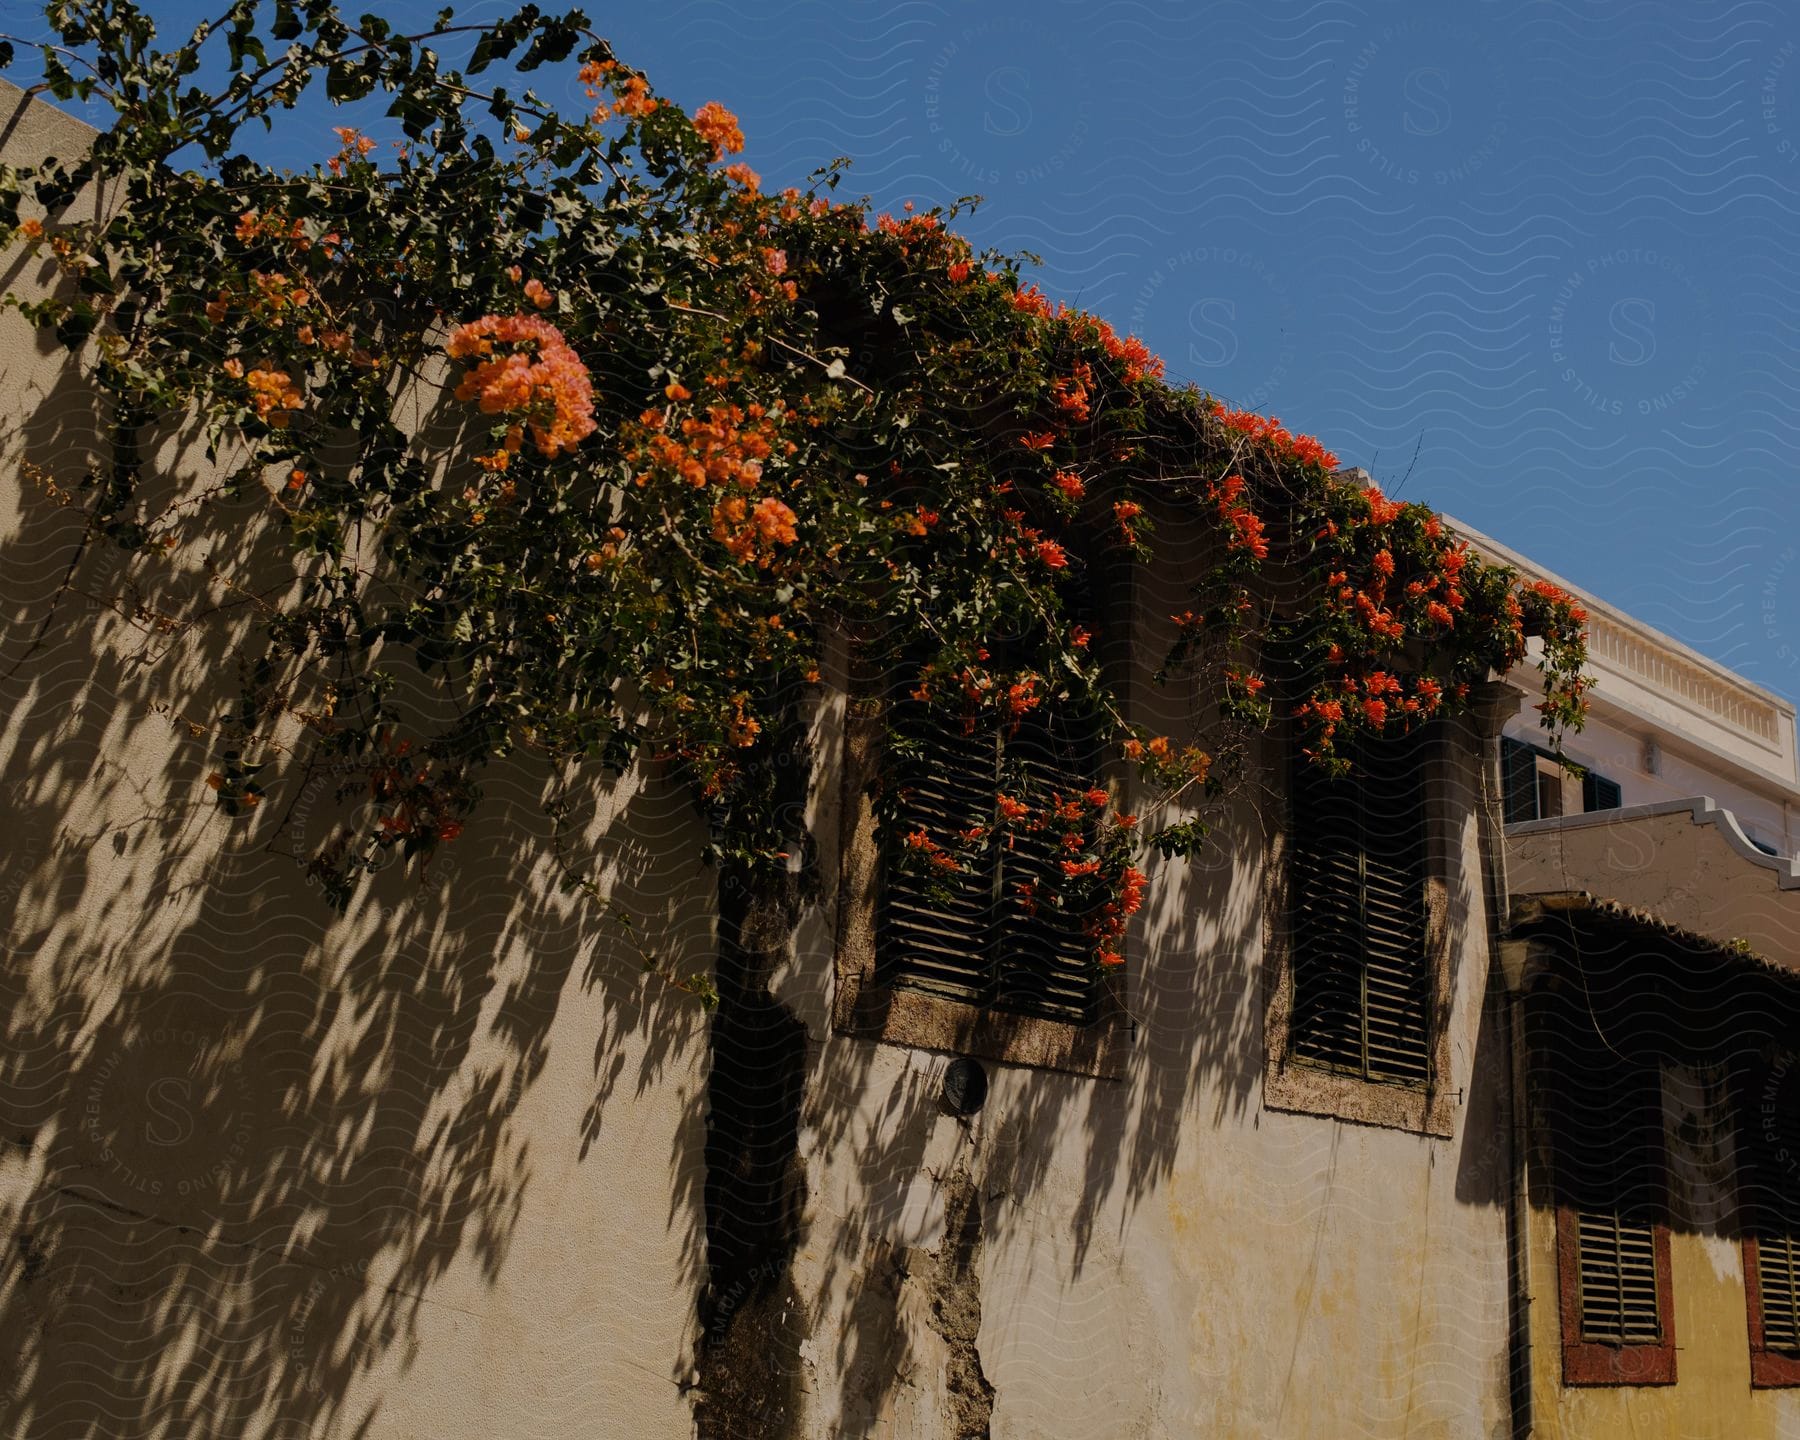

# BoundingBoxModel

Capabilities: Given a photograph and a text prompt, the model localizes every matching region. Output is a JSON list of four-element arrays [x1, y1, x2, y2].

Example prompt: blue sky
[[12, 0, 1800, 703]]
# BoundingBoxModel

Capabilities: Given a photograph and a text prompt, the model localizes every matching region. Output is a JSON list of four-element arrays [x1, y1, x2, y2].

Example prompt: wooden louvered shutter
[[992, 711, 1101, 1024], [1289, 733, 1430, 1085], [879, 700, 1000, 1006], [1740, 1055, 1800, 1362], [1577, 1210, 1663, 1345], [1545, 1015, 1666, 1346], [1758, 1236, 1800, 1353], [880, 698, 1101, 1023], [1502, 737, 1539, 824], [1582, 770, 1623, 813]]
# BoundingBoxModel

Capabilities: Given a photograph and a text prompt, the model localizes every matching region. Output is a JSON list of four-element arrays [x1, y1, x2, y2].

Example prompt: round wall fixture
[[941, 1056, 988, 1117]]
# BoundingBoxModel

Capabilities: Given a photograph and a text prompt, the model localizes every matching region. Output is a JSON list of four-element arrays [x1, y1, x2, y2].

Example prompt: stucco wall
[[1508, 804, 1800, 965], [758, 529, 1518, 1438], [1524, 1062, 1800, 1439], [1503, 703, 1800, 863], [0, 80, 1530, 1440], [0, 83, 714, 1439]]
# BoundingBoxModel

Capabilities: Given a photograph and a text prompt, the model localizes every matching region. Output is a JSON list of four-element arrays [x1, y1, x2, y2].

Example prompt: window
[[1738, 1053, 1800, 1386], [830, 644, 1129, 1080], [1263, 723, 1455, 1136], [1536, 762, 1566, 820], [877, 696, 1100, 1023], [1288, 732, 1430, 1085], [1535, 987, 1676, 1385], [1502, 736, 1621, 820]]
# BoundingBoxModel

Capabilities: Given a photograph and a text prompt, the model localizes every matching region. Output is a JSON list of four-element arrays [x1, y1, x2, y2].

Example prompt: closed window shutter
[[1541, 1002, 1666, 1345], [1290, 733, 1430, 1085], [1502, 737, 1539, 824], [1582, 770, 1623, 812], [1577, 1210, 1662, 1344], [992, 714, 1101, 1023], [880, 699, 1099, 1023], [1740, 1055, 1800, 1353], [879, 702, 1001, 1006], [1759, 1236, 1800, 1353]]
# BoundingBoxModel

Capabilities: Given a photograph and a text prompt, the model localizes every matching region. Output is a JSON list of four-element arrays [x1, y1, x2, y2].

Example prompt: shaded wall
[[0, 82, 1528, 1440], [0, 83, 714, 1440]]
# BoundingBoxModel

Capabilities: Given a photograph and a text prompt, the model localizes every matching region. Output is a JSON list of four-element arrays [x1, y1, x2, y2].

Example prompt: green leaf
[[54, 301, 96, 349]]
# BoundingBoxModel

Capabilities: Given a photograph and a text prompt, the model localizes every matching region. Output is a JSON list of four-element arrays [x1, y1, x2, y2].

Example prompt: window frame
[[1736, 1050, 1800, 1387], [1533, 992, 1678, 1387], [1501, 735, 1621, 821], [1743, 1232, 1800, 1387], [829, 640, 1130, 1080], [1554, 1201, 1677, 1386], [1262, 721, 1456, 1136]]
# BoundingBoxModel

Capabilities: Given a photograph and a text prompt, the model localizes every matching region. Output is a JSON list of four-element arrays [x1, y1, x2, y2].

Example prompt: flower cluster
[[579, 57, 659, 125], [235, 210, 308, 247], [1210, 401, 1339, 470], [1009, 283, 1164, 384], [219, 357, 304, 428], [710, 494, 799, 568], [327, 126, 378, 176], [1207, 474, 1267, 559], [628, 392, 787, 490], [692, 102, 746, 161], [446, 312, 597, 464]]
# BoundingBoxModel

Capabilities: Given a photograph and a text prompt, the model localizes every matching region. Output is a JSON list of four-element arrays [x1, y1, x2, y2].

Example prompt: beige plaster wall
[[0, 81, 713, 1439], [0, 81, 1526, 1440], [766, 522, 1519, 1439]]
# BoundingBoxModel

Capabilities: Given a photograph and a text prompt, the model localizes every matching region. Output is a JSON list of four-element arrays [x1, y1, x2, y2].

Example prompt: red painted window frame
[[1743, 1234, 1800, 1387], [1555, 1201, 1678, 1386]]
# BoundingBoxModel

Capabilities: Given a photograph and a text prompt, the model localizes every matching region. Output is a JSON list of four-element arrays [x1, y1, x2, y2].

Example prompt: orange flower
[[245, 367, 303, 427], [332, 125, 376, 157], [446, 312, 596, 458], [615, 75, 657, 119], [752, 496, 797, 546], [17, 217, 43, 241], [692, 101, 746, 160], [1034, 540, 1068, 568], [523, 277, 554, 310]]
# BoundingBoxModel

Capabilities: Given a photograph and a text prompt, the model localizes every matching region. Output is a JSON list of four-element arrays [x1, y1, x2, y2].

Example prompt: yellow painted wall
[[1526, 1062, 1800, 1439]]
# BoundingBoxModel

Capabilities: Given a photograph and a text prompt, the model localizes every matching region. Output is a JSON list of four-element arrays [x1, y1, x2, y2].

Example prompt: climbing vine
[[0, 0, 1589, 990]]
